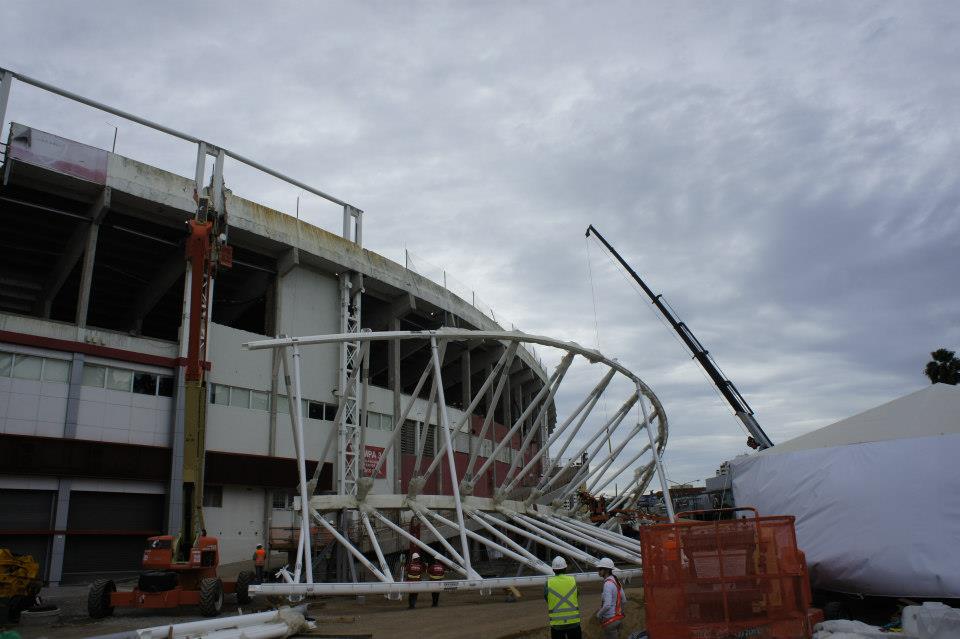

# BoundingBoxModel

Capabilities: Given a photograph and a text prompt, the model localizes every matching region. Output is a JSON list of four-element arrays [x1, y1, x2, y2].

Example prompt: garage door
[[0, 489, 54, 580], [61, 491, 164, 584]]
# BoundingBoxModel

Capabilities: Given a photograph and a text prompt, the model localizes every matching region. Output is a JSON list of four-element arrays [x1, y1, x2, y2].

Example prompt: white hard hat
[[551, 556, 568, 570], [596, 557, 616, 570], [411, 552, 420, 560]]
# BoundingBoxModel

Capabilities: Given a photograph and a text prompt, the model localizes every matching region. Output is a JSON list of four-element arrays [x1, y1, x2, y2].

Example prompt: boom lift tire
[[137, 570, 179, 593], [198, 577, 223, 617], [87, 579, 116, 619], [235, 571, 254, 604]]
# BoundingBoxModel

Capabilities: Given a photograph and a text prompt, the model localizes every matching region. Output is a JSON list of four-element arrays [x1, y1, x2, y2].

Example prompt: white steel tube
[[290, 344, 313, 583], [551, 514, 643, 552], [370, 357, 434, 478], [589, 443, 652, 495], [134, 607, 308, 639], [472, 360, 570, 484], [465, 342, 519, 476], [250, 569, 642, 596], [419, 507, 553, 576], [361, 511, 393, 582], [509, 368, 617, 494], [429, 337, 473, 575], [312, 510, 388, 582], [502, 353, 575, 484], [640, 391, 675, 522], [518, 514, 641, 563], [412, 505, 468, 567], [465, 510, 543, 565], [479, 510, 598, 564], [423, 345, 512, 479], [370, 509, 468, 577], [540, 393, 638, 494]]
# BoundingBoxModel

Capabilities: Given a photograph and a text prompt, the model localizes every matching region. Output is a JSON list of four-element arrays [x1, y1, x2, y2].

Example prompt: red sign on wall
[[364, 445, 387, 479]]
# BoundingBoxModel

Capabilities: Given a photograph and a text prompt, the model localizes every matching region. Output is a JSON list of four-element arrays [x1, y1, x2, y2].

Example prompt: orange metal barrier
[[639, 507, 821, 639]]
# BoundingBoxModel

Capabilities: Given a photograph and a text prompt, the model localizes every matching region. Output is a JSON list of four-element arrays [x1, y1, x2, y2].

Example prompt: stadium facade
[[0, 120, 550, 585]]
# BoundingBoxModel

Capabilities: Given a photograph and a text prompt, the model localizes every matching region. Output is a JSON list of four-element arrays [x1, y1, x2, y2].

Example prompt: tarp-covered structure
[[731, 384, 960, 598]]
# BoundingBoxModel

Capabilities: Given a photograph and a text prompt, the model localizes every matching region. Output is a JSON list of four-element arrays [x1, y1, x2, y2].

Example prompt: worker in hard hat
[[427, 558, 445, 607], [252, 543, 266, 584], [544, 556, 582, 638], [405, 552, 425, 609], [595, 557, 626, 638]]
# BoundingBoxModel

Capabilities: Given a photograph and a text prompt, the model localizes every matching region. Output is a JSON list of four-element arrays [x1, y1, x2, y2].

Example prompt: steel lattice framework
[[244, 329, 674, 596]]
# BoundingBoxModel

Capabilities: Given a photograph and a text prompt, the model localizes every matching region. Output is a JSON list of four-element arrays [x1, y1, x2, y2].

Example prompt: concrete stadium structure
[[0, 120, 556, 584], [0, 70, 674, 591]]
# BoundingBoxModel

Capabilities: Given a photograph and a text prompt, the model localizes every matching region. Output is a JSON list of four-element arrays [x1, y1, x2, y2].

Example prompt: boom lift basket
[[639, 508, 822, 639]]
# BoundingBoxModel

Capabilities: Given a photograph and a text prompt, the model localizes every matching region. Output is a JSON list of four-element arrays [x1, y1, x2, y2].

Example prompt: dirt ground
[[3, 561, 646, 639]]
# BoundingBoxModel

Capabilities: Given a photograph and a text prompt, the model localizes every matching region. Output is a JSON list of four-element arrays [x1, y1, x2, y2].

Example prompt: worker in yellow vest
[[253, 544, 266, 584], [544, 556, 582, 639]]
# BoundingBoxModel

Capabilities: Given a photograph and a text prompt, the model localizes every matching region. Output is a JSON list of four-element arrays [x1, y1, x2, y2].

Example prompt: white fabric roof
[[758, 383, 960, 455]]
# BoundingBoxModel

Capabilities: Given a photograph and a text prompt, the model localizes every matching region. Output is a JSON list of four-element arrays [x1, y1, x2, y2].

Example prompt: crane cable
[[584, 237, 614, 455]]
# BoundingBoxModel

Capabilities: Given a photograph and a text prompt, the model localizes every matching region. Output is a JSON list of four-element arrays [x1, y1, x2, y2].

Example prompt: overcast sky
[[3, 2, 957, 489]]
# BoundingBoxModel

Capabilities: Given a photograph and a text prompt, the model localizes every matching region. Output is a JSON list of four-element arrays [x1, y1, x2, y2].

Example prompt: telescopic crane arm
[[585, 225, 774, 450]]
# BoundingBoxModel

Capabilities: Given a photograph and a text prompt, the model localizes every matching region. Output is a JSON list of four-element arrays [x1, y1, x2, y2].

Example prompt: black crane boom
[[585, 225, 774, 450]]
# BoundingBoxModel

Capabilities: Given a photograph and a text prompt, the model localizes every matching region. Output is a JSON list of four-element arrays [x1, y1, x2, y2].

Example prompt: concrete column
[[47, 479, 72, 586], [165, 366, 186, 537], [48, 353, 84, 584], [460, 349, 472, 413]]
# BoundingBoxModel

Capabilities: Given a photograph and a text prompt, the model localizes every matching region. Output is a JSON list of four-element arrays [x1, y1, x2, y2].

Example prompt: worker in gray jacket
[[595, 558, 626, 638]]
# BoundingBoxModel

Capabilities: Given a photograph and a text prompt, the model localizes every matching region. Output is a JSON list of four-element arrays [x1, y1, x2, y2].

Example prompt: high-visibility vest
[[254, 548, 266, 566], [545, 574, 581, 627], [406, 561, 424, 581], [600, 576, 625, 627], [428, 562, 446, 580]]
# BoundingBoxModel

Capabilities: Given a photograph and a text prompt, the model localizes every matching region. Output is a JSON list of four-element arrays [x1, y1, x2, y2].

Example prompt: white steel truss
[[244, 328, 674, 597]]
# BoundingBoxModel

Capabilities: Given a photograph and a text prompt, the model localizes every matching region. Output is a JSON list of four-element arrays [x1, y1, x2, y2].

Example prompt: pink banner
[[9, 123, 108, 184]]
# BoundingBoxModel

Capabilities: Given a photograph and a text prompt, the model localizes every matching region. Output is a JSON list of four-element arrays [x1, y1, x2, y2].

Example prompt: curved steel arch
[[243, 329, 674, 595]]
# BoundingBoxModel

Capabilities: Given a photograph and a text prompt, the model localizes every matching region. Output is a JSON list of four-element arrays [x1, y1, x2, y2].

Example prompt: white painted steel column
[[640, 389, 675, 522], [428, 336, 473, 577], [0, 71, 12, 136], [290, 344, 313, 583], [466, 510, 544, 565], [361, 511, 393, 582]]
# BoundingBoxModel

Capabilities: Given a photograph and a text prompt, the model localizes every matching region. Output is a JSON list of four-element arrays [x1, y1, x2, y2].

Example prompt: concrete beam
[[127, 246, 186, 334], [364, 292, 417, 330], [38, 187, 111, 318]]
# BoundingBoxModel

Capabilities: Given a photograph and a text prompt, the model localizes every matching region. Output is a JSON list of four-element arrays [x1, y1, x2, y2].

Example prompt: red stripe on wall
[[0, 329, 179, 368]]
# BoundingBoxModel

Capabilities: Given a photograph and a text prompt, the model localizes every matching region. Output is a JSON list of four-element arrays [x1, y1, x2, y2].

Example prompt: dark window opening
[[158, 376, 174, 397], [133, 372, 158, 395], [202, 485, 223, 508]]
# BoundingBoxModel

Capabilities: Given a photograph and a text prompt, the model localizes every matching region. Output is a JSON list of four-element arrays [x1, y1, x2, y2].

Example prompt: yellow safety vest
[[546, 574, 581, 627]]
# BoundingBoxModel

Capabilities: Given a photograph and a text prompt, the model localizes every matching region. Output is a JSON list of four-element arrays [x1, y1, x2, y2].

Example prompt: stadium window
[[251, 390, 270, 411], [380, 414, 394, 431], [82, 364, 106, 388], [42, 358, 70, 383], [324, 403, 337, 421], [230, 387, 251, 409], [106, 368, 133, 392], [211, 383, 230, 406], [158, 376, 174, 397], [0, 352, 10, 377], [12, 355, 42, 381], [272, 492, 293, 510], [308, 401, 325, 420], [133, 372, 158, 395], [276, 395, 289, 413], [203, 485, 223, 508]]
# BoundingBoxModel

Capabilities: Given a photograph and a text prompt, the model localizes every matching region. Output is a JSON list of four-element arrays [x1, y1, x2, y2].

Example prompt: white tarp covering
[[731, 384, 960, 598]]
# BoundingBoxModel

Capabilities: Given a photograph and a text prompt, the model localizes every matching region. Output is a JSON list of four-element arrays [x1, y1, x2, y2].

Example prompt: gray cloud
[[3, 1, 957, 488]]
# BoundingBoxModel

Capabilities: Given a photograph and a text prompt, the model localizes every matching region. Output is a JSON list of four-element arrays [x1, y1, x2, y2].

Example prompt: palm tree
[[924, 348, 960, 385]]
